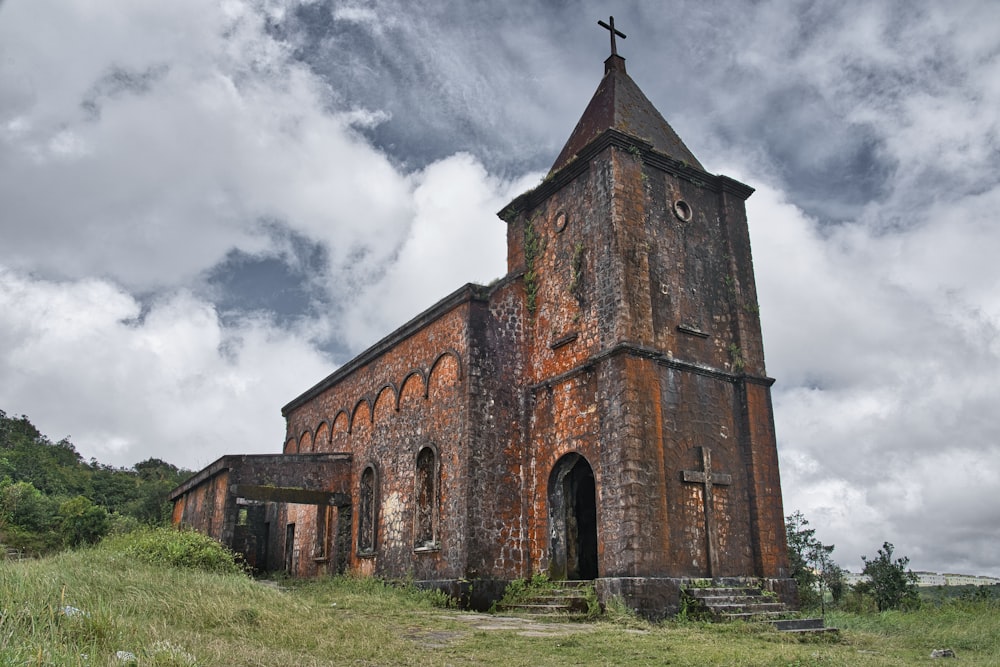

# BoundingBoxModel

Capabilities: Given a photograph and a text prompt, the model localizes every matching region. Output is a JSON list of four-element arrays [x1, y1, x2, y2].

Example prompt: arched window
[[358, 465, 378, 554], [414, 446, 438, 549]]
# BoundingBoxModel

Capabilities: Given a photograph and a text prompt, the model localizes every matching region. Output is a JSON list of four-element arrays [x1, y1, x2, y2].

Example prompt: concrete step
[[720, 611, 789, 622], [686, 587, 765, 598], [501, 602, 580, 611], [779, 626, 841, 636], [706, 602, 789, 614], [500, 596, 591, 613], [534, 588, 592, 597], [695, 595, 775, 606], [503, 611, 593, 622], [519, 595, 590, 608], [497, 580, 596, 618], [770, 617, 825, 631], [683, 585, 838, 634]]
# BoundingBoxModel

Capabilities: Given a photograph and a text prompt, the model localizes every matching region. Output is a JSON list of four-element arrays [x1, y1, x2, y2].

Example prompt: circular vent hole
[[673, 200, 693, 222]]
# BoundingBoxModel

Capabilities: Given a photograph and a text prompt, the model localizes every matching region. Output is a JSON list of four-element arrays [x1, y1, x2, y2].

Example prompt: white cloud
[[0, 267, 331, 468], [747, 176, 1000, 575], [0, 0, 413, 292], [337, 153, 538, 348], [0, 0, 536, 469]]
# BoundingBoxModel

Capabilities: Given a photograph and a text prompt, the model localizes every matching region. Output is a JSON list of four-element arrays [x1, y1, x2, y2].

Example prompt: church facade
[[170, 48, 795, 617]]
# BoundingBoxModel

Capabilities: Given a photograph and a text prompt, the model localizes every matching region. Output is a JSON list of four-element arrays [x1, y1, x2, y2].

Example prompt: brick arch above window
[[350, 397, 373, 433], [331, 410, 350, 434], [397, 370, 427, 410], [289, 349, 464, 446], [373, 383, 398, 423], [298, 430, 314, 453], [427, 351, 462, 399], [313, 420, 331, 450]]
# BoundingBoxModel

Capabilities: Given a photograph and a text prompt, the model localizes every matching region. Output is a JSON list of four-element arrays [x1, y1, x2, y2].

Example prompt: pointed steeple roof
[[549, 54, 704, 175]]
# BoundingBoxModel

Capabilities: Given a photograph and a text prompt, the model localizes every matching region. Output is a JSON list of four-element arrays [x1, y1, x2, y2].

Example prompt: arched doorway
[[547, 453, 599, 580]]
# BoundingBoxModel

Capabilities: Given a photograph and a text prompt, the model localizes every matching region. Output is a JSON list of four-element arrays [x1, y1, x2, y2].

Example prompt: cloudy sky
[[2, 0, 998, 578]]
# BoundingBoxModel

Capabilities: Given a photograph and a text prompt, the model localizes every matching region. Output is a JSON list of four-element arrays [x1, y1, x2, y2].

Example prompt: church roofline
[[499, 128, 754, 221], [281, 277, 516, 416], [548, 50, 705, 175]]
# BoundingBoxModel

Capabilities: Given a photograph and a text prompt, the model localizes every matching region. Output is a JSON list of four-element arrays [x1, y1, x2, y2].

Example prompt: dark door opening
[[548, 453, 599, 580], [284, 523, 295, 574], [334, 505, 352, 574], [261, 521, 270, 571]]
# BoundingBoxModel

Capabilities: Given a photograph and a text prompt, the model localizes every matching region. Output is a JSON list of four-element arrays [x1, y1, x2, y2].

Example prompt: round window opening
[[673, 199, 693, 222], [554, 210, 568, 232]]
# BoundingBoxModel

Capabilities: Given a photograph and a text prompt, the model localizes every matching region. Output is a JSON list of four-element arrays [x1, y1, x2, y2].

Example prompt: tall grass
[[826, 598, 1000, 656], [2, 532, 998, 665]]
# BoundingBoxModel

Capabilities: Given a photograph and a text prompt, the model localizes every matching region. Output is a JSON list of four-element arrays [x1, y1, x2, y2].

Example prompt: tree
[[0, 409, 191, 554], [785, 511, 839, 608], [0, 480, 57, 533], [129, 458, 191, 524], [823, 561, 847, 604], [0, 479, 62, 554], [59, 495, 111, 546], [858, 541, 920, 611], [133, 458, 182, 482]]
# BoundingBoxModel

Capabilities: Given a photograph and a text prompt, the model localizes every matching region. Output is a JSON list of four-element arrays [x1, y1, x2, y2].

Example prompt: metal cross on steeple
[[597, 16, 627, 57]]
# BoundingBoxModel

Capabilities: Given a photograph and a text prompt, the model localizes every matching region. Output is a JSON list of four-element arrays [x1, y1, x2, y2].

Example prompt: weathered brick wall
[[658, 365, 755, 577], [502, 143, 765, 383], [174, 469, 229, 540], [281, 295, 475, 581], [592, 354, 670, 578], [285, 503, 313, 576], [525, 364, 602, 575], [464, 280, 531, 580], [739, 379, 790, 577], [505, 154, 619, 385]]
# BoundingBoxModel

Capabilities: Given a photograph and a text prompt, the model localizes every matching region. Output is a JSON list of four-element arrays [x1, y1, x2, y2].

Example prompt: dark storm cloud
[[267, 0, 594, 172], [265, 1, 909, 221]]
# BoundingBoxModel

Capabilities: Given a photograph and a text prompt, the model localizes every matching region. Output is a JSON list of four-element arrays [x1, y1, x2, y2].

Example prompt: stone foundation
[[596, 576, 799, 621], [419, 575, 798, 620]]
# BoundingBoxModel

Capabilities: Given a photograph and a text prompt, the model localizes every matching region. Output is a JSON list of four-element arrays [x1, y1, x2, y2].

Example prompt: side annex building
[[170, 47, 795, 617]]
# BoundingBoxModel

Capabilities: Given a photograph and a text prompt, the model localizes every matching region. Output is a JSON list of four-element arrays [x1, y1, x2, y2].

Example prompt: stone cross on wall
[[682, 446, 732, 577]]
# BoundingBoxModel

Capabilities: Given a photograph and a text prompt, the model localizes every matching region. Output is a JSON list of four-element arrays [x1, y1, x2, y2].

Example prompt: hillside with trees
[[0, 409, 191, 555]]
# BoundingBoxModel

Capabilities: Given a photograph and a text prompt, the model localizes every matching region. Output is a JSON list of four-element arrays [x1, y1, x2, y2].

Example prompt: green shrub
[[859, 541, 921, 611], [59, 495, 111, 546], [98, 526, 247, 575]]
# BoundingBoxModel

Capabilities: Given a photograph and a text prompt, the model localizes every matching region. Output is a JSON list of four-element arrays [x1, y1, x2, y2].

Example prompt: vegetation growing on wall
[[523, 214, 543, 313]]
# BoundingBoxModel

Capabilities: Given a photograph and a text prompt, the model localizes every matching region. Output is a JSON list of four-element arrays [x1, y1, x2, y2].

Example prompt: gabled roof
[[549, 54, 704, 175]]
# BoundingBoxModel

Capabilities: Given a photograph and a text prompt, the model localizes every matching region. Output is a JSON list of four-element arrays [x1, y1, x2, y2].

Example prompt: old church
[[170, 33, 795, 617]]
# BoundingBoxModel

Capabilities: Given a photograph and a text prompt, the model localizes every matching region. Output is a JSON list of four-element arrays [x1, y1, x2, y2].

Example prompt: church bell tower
[[499, 20, 794, 614]]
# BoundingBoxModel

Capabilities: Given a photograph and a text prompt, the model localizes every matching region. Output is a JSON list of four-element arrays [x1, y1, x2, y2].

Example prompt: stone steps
[[497, 579, 595, 620], [683, 584, 837, 636]]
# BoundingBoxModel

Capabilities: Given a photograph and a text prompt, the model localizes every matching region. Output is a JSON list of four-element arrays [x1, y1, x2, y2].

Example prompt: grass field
[[1, 535, 997, 666]]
